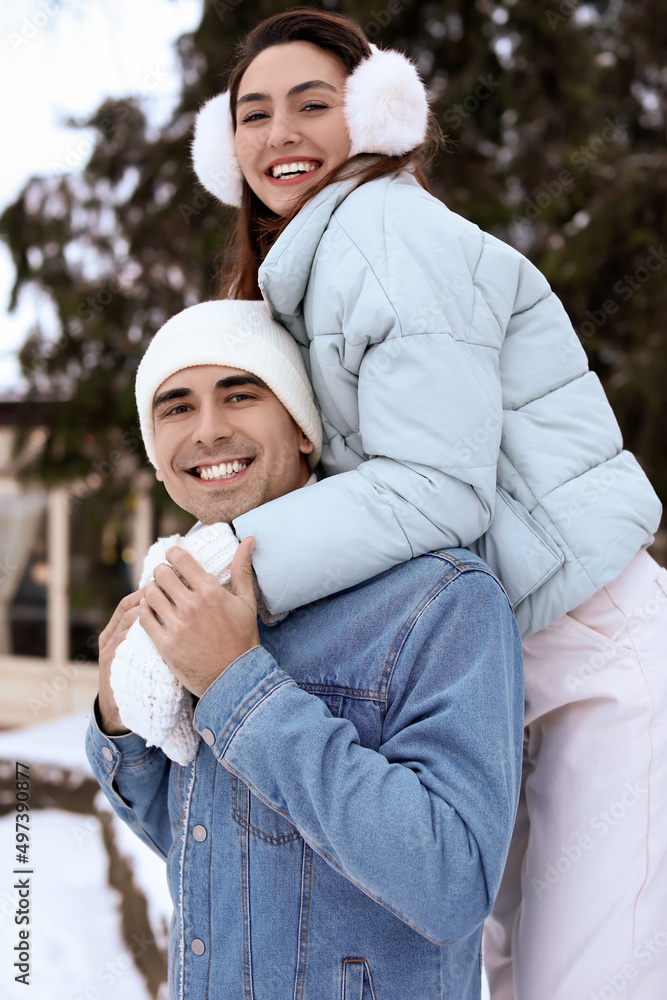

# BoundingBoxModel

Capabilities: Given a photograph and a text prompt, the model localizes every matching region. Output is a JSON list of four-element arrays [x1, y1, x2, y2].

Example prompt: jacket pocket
[[231, 774, 301, 846], [470, 486, 564, 607], [342, 958, 378, 1000]]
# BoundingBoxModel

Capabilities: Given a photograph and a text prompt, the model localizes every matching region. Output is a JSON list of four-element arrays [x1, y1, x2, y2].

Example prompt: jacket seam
[[295, 844, 314, 1000], [214, 675, 293, 751], [430, 551, 515, 608], [312, 329, 498, 351], [299, 683, 383, 700], [380, 559, 513, 708], [378, 566, 462, 705], [328, 216, 403, 335], [506, 369, 592, 414], [468, 233, 486, 343], [203, 763, 217, 999], [178, 756, 197, 1000], [533, 446, 623, 504], [511, 288, 552, 317]]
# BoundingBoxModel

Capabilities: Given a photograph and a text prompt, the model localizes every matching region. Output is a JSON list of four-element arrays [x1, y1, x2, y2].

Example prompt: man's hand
[[139, 536, 260, 698], [98, 589, 145, 735]]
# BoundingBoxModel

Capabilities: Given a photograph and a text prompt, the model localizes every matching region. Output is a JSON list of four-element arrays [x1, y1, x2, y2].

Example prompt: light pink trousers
[[484, 550, 667, 1000]]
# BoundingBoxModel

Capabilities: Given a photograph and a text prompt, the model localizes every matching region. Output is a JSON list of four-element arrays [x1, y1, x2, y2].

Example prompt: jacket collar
[[258, 158, 381, 326]]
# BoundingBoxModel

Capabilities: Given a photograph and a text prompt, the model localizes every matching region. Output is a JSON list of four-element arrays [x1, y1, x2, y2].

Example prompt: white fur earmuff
[[345, 44, 429, 157], [190, 44, 429, 208], [191, 90, 244, 208]]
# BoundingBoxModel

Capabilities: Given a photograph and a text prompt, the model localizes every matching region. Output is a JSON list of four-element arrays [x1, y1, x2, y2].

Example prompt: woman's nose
[[267, 111, 300, 148]]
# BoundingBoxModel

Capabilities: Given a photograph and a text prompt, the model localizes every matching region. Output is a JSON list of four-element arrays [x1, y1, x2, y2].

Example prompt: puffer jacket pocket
[[470, 486, 564, 607], [342, 958, 378, 1000]]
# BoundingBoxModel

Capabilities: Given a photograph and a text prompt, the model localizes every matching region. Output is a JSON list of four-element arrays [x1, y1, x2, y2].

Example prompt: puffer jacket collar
[[258, 160, 382, 334]]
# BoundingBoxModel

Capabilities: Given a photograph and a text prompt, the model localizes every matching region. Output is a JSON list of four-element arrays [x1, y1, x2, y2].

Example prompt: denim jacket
[[86, 549, 523, 1000]]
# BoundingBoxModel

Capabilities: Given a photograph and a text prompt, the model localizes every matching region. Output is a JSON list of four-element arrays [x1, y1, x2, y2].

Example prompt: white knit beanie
[[135, 300, 322, 468]]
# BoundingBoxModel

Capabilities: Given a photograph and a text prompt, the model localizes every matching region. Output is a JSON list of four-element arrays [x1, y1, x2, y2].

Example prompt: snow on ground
[[0, 711, 94, 773], [0, 808, 155, 1000], [0, 713, 171, 998], [95, 793, 172, 953]]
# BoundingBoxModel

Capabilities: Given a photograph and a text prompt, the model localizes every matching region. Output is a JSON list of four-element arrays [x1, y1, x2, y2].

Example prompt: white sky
[[0, 0, 203, 394]]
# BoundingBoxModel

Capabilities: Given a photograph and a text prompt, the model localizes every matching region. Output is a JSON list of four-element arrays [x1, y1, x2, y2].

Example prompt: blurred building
[[0, 396, 153, 728]]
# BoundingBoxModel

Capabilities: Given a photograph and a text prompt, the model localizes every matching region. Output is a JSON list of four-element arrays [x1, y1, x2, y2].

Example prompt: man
[[86, 299, 523, 1000]]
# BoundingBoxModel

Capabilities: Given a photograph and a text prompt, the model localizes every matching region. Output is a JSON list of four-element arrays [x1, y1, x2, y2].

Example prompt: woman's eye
[[241, 110, 269, 123], [302, 102, 327, 112]]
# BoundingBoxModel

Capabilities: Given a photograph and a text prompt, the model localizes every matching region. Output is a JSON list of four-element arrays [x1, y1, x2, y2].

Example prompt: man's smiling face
[[153, 364, 314, 524]]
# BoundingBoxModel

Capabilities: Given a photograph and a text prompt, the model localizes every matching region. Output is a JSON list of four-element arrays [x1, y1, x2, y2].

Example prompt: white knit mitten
[[110, 522, 239, 765]]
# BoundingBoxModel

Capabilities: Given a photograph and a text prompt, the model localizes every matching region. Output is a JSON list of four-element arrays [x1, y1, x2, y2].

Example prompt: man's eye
[[164, 404, 190, 416], [229, 393, 253, 402]]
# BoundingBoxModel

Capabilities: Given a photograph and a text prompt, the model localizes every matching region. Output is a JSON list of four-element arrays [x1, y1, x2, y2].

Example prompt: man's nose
[[191, 402, 233, 445]]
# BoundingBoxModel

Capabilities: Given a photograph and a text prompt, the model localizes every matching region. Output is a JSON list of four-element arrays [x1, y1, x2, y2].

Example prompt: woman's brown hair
[[217, 7, 438, 299]]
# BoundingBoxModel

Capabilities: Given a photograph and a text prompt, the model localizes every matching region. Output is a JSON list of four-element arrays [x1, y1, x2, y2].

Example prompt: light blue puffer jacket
[[233, 171, 661, 636]]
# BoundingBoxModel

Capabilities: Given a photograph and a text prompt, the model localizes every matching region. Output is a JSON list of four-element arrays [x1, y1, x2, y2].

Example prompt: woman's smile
[[265, 156, 323, 185]]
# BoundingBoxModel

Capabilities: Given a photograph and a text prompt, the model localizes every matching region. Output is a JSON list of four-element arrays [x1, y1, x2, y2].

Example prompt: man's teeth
[[199, 461, 247, 480], [270, 161, 319, 178]]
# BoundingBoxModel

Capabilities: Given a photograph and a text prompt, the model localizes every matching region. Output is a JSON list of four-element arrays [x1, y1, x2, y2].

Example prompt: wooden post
[[47, 487, 69, 666], [129, 472, 154, 589]]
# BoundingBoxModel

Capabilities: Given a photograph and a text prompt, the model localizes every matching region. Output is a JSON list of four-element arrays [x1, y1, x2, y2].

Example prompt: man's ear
[[298, 431, 314, 457]]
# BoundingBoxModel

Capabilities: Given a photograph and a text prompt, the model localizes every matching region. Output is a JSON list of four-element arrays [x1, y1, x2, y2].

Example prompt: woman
[[190, 9, 667, 999]]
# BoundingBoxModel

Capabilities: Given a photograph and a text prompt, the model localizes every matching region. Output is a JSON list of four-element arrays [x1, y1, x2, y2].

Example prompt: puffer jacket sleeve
[[234, 181, 511, 615]]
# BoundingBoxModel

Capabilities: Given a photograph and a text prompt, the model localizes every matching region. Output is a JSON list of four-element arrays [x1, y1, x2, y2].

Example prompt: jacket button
[[102, 747, 113, 761], [201, 728, 215, 746], [193, 825, 207, 842], [191, 938, 205, 956]]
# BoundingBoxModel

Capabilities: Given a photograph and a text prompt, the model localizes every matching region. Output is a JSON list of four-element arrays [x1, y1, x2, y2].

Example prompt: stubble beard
[[186, 473, 272, 526]]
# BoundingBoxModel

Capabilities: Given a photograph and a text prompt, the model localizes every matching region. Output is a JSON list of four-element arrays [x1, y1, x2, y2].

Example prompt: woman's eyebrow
[[237, 80, 337, 106]]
